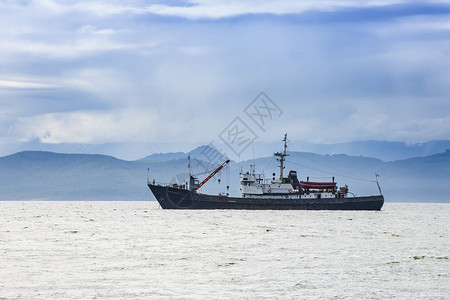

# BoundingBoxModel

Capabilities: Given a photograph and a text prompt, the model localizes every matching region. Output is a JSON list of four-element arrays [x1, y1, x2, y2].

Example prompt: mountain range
[[2, 139, 450, 161], [0, 146, 449, 203]]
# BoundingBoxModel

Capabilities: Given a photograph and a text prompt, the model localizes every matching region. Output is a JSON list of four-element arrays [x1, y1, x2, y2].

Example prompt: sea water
[[0, 202, 448, 299]]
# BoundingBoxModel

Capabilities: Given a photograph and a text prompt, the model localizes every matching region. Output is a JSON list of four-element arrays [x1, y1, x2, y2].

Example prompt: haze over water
[[1, 202, 448, 299]]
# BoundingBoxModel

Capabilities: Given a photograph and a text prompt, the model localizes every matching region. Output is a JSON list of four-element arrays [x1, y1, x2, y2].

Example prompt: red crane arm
[[194, 160, 230, 191]]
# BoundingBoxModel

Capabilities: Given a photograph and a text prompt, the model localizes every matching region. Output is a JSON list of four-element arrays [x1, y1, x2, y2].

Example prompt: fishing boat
[[147, 134, 384, 210]]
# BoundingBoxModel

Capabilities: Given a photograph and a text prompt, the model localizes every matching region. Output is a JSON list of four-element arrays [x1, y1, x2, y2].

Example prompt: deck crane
[[193, 159, 230, 192]]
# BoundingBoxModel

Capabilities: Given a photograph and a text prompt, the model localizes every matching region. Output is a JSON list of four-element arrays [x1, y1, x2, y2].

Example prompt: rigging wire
[[263, 155, 276, 176], [252, 141, 256, 168], [226, 164, 230, 186], [288, 160, 376, 183], [191, 160, 224, 177]]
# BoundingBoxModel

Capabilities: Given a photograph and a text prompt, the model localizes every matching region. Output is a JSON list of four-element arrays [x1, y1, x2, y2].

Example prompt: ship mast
[[274, 133, 289, 182]]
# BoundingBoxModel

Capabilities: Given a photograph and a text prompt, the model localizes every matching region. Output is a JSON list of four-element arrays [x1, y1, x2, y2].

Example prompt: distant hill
[[0, 149, 449, 202], [139, 145, 222, 162], [139, 151, 187, 162], [2, 139, 450, 161], [286, 140, 450, 161], [0, 151, 149, 201]]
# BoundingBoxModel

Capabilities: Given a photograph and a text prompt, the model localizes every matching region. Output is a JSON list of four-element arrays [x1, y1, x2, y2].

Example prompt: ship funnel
[[288, 170, 303, 194]]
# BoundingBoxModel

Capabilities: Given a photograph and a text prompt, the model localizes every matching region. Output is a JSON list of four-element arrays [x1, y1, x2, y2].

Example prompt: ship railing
[[147, 178, 166, 186], [147, 179, 188, 189]]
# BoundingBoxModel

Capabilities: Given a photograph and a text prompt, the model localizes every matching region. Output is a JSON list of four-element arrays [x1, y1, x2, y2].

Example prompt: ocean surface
[[1, 202, 448, 299]]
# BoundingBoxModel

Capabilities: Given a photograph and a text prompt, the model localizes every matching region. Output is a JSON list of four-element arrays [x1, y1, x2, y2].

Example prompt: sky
[[1, 0, 450, 160]]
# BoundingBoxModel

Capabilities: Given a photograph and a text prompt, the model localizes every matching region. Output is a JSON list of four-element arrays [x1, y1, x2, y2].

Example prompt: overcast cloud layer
[[1, 0, 450, 159]]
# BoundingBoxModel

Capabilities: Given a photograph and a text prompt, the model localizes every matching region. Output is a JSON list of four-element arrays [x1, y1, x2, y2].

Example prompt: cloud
[[4, 1, 448, 20], [0, 80, 56, 89], [12, 109, 157, 144], [1, 0, 450, 159]]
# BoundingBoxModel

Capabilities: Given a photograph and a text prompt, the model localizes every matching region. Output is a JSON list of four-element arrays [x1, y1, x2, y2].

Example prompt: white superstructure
[[239, 134, 345, 200]]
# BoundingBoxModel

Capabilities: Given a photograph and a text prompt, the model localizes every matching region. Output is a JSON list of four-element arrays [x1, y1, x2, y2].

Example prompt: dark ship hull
[[148, 184, 384, 210]]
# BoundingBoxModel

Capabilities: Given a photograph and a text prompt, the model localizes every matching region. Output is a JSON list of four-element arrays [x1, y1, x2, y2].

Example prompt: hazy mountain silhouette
[[0, 149, 449, 202], [2, 139, 450, 161]]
